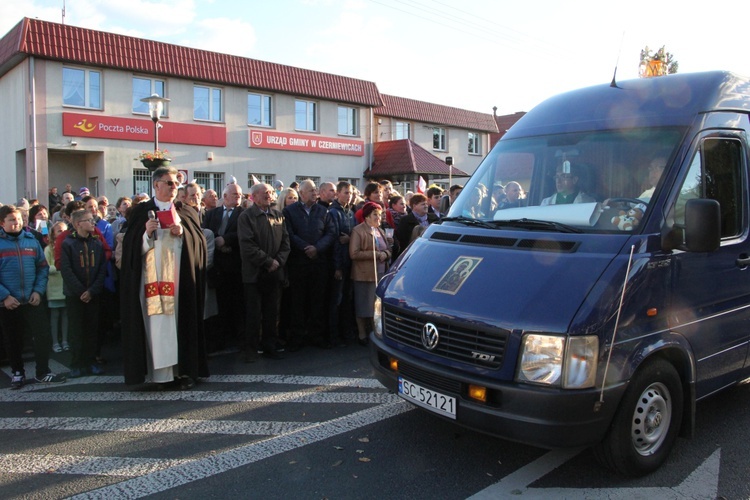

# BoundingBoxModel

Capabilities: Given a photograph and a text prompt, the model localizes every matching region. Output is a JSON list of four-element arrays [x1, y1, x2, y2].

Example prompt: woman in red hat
[[349, 202, 391, 346]]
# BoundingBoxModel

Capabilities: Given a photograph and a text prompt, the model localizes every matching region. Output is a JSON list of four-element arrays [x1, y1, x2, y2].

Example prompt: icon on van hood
[[432, 256, 483, 295]]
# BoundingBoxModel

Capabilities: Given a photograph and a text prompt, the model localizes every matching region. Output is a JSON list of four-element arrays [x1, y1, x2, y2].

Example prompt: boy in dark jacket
[[60, 209, 107, 377]]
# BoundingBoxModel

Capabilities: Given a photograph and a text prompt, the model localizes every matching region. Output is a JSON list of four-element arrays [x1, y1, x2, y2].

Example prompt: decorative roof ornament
[[639, 45, 679, 78]]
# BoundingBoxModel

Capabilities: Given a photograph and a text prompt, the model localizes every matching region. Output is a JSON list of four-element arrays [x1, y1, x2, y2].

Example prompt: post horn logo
[[251, 131, 263, 146], [73, 119, 96, 133]]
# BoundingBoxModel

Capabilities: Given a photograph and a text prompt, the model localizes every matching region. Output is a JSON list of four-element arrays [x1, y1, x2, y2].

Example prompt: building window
[[338, 106, 358, 136], [133, 77, 166, 115], [338, 177, 359, 189], [195, 171, 225, 193], [248, 173, 274, 189], [395, 121, 410, 140], [295, 175, 321, 185], [132, 169, 151, 197], [63, 67, 101, 109], [433, 127, 447, 151], [248, 93, 272, 127], [295, 100, 317, 131], [468, 132, 481, 155], [194, 85, 223, 122]]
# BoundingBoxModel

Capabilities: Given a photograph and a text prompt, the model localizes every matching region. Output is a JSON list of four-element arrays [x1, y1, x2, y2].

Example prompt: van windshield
[[449, 128, 685, 233]]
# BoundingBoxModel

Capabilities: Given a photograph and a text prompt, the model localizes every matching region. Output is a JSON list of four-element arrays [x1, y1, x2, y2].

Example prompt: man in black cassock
[[120, 166, 208, 388]]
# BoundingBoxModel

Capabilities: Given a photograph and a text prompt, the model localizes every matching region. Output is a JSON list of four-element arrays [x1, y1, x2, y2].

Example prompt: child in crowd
[[46, 221, 69, 352], [60, 210, 107, 377], [0, 205, 65, 389]]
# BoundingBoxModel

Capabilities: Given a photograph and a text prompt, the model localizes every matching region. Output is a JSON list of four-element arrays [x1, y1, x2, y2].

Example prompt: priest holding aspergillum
[[120, 166, 208, 389]]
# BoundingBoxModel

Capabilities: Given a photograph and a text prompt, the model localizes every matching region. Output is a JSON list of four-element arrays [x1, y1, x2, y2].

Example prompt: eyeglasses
[[157, 180, 179, 187], [554, 174, 575, 181], [81, 218, 96, 224]]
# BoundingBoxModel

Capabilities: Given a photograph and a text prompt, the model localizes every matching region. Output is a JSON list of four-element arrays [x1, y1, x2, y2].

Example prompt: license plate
[[398, 377, 456, 419]]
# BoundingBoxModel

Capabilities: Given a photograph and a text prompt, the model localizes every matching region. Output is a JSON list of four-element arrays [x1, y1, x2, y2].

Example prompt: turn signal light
[[468, 385, 487, 403], [389, 358, 399, 372]]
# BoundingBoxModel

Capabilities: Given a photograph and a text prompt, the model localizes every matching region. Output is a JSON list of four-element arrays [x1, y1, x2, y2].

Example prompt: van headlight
[[516, 334, 598, 389], [373, 297, 383, 338]]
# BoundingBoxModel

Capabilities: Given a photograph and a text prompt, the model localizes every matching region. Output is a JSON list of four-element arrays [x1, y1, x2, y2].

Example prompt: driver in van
[[541, 162, 595, 205], [638, 157, 667, 201]]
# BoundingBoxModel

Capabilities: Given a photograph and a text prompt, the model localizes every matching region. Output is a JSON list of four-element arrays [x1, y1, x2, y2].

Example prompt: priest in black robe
[[120, 166, 208, 388]]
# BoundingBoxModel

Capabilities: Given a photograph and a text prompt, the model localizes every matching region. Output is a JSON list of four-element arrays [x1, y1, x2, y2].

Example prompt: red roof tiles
[[369, 139, 469, 178], [375, 94, 498, 133], [0, 17, 383, 107], [490, 111, 526, 148]]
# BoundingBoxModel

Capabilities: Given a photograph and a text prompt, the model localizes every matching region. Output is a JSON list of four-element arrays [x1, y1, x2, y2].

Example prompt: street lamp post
[[445, 156, 454, 186], [140, 93, 170, 153], [139, 94, 171, 173]]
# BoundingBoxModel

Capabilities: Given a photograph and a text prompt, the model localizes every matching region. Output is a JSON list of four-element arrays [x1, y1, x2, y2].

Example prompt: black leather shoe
[[262, 349, 285, 360], [357, 337, 369, 346], [177, 375, 194, 390]]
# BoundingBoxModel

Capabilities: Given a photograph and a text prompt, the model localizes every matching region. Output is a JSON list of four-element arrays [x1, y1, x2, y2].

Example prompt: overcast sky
[[2, 0, 749, 116]]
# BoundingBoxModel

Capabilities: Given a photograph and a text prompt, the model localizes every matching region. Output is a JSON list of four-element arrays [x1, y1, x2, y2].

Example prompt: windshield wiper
[[439, 216, 497, 229], [493, 218, 583, 233]]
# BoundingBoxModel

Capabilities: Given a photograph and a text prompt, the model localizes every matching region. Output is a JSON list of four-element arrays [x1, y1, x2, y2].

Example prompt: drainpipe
[[29, 56, 38, 199], [368, 107, 374, 178]]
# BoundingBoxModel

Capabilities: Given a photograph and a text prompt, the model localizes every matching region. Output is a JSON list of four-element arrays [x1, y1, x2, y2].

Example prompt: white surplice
[[140, 201, 182, 383]]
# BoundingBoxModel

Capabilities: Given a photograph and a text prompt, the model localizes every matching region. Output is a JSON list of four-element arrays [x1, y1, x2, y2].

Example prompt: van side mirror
[[684, 199, 720, 252], [662, 199, 721, 253], [661, 198, 721, 253]]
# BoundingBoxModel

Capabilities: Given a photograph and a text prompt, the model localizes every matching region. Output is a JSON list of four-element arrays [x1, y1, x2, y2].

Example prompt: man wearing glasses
[[120, 166, 208, 390], [541, 162, 595, 205]]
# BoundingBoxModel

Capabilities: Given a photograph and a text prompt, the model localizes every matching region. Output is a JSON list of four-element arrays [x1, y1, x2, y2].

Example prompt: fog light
[[468, 385, 487, 402], [389, 358, 399, 372]]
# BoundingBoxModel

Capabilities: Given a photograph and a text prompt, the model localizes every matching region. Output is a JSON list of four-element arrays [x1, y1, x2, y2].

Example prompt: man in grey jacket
[[238, 183, 290, 361]]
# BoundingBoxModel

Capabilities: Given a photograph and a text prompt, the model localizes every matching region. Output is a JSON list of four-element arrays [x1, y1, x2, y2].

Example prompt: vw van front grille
[[384, 307, 507, 369]]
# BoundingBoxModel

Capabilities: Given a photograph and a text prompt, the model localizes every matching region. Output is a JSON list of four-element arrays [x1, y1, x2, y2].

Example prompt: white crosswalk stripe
[[1, 364, 411, 498]]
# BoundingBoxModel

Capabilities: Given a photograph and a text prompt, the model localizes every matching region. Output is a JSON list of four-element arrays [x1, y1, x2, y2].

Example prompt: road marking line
[[0, 417, 314, 435], [469, 448, 721, 499], [0, 390, 399, 404], [9, 373, 384, 389], [0, 454, 191, 477], [65, 401, 412, 499]]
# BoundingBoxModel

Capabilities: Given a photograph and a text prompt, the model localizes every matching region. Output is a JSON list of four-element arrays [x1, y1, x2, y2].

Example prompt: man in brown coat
[[238, 183, 290, 361]]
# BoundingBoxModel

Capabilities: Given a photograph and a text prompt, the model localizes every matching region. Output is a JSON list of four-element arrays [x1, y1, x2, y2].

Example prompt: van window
[[673, 138, 743, 238], [451, 128, 684, 232]]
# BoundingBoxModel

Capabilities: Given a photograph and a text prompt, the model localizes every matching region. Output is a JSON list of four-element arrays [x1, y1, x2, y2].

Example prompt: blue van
[[370, 71, 750, 476]]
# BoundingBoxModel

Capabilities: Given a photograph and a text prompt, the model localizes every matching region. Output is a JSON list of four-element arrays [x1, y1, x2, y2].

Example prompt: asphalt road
[[1, 338, 748, 499]]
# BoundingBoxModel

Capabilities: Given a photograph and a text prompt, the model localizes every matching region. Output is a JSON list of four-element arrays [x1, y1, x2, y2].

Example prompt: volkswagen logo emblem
[[421, 323, 439, 350]]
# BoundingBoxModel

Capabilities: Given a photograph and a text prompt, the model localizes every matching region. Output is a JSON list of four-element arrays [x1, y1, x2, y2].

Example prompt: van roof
[[504, 71, 750, 139]]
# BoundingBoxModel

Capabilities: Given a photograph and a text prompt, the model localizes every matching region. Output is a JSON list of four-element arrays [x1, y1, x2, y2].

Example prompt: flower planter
[[140, 158, 172, 171]]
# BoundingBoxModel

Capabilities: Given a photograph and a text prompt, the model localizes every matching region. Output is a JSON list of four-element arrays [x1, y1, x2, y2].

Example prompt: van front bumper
[[370, 336, 627, 449]]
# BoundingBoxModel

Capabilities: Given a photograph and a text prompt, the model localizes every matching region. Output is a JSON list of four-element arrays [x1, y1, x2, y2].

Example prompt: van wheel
[[593, 359, 683, 476]]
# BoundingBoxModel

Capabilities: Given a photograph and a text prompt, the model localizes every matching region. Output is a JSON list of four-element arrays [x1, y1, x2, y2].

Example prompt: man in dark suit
[[238, 183, 290, 361], [202, 182, 244, 352], [282, 179, 336, 351]]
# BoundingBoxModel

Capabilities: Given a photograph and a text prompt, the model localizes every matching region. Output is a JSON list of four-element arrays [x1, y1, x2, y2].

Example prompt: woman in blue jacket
[[0, 205, 65, 389]]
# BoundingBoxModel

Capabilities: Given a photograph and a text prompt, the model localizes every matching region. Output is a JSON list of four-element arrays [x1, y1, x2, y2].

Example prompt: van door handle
[[736, 254, 750, 268]]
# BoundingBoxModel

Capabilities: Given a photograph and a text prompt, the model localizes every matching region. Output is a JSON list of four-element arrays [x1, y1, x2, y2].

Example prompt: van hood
[[380, 229, 624, 333]]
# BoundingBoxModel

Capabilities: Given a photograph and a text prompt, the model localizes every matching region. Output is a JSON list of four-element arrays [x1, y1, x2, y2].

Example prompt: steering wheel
[[605, 197, 645, 208]]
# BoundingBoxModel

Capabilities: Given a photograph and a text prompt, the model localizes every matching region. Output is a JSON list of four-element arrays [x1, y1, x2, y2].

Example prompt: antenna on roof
[[62, 0, 66, 24], [610, 31, 625, 88]]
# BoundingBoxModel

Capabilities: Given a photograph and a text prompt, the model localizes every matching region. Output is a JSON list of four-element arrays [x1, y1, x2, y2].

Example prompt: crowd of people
[[0, 175, 462, 390]]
